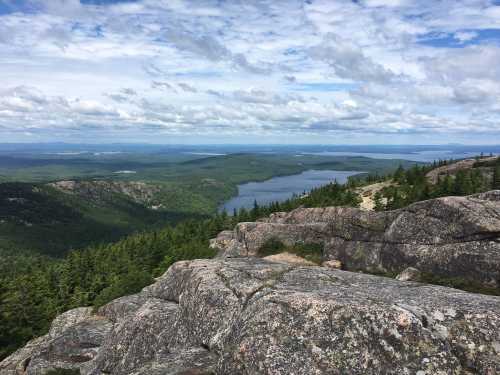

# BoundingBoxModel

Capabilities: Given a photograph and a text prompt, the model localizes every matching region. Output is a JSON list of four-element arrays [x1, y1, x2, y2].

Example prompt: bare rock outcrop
[[2, 258, 499, 374], [3, 191, 500, 374], [48, 180, 161, 205], [0, 308, 112, 375], [425, 157, 497, 184], [211, 191, 500, 289]]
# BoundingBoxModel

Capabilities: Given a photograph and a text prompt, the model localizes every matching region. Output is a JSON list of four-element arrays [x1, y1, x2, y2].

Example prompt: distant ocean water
[[300, 150, 497, 162]]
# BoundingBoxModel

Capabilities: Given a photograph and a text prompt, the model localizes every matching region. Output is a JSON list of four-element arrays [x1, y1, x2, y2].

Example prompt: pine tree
[[493, 164, 500, 190], [393, 165, 405, 184], [251, 199, 260, 220], [454, 170, 473, 195], [421, 184, 431, 200], [392, 190, 405, 209], [436, 174, 453, 196]]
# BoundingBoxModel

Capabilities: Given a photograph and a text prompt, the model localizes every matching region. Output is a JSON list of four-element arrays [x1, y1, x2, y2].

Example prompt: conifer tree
[[373, 192, 385, 211], [393, 165, 405, 184], [493, 163, 500, 190]]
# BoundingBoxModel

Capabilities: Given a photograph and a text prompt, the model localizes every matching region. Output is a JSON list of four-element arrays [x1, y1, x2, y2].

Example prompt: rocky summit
[[1, 258, 499, 375], [2, 191, 500, 374], [212, 191, 500, 290]]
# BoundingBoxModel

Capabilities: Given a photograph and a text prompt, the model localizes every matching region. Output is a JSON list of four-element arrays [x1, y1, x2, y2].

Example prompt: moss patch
[[419, 273, 500, 296], [349, 269, 499, 296]]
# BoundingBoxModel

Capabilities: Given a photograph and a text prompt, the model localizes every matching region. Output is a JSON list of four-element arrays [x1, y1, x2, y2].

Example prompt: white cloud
[[454, 31, 479, 43], [178, 83, 197, 93], [0, 0, 499, 143], [69, 99, 118, 116], [309, 34, 399, 83]]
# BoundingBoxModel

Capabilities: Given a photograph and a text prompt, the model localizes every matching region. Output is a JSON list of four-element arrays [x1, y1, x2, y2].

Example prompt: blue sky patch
[[71, 23, 105, 38], [0, 1, 40, 15], [80, 0, 139, 5], [418, 29, 500, 48], [0, 0, 137, 15], [0, 3, 11, 15]]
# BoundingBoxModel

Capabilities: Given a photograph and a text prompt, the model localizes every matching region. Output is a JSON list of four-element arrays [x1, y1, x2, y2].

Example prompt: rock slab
[[2, 258, 499, 374], [212, 191, 500, 289]]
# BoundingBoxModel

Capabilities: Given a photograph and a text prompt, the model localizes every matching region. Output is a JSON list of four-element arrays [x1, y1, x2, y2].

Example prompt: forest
[[0, 153, 412, 257]]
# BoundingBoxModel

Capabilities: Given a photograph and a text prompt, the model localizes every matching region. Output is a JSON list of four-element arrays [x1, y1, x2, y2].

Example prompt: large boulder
[[0, 308, 112, 375], [212, 191, 500, 289], [2, 258, 499, 374]]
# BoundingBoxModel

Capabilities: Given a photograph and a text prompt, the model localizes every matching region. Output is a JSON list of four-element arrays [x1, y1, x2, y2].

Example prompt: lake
[[219, 169, 361, 213]]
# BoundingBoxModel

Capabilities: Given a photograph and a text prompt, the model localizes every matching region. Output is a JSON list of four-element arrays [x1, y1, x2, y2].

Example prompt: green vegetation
[[0, 182, 197, 257], [370, 270, 499, 296], [230, 179, 362, 223], [257, 238, 288, 257], [0, 153, 414, 185], [373, 161, 492, 211], [419, 273, 500, 296], [257, 238, 324, 264], [0, 219, 220, 359], [493, 160, 500, 190]]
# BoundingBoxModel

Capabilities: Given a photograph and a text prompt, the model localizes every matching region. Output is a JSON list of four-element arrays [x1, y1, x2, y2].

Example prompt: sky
[[0, 0, 500, 144]]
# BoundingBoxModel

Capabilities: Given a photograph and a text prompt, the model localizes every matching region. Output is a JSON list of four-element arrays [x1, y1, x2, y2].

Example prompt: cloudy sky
[[1, 0, 500, 144]]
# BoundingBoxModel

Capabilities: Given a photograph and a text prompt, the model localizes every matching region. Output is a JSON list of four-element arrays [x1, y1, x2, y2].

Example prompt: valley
[[0, 148, 417, 257]]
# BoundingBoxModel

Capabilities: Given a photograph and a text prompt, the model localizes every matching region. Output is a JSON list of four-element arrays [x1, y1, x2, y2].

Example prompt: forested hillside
[[0, 153, 413, 257], [0, 182, 196, 257], [372, 157, 497, 210]]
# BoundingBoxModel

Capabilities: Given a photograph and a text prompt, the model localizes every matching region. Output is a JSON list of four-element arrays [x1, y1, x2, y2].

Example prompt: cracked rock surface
[[2, 258, 499, 374], [211, 191, 500, 289]]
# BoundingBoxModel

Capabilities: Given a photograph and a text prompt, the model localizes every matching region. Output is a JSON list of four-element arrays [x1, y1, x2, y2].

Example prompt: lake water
[[219, 170, 361, 213]]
